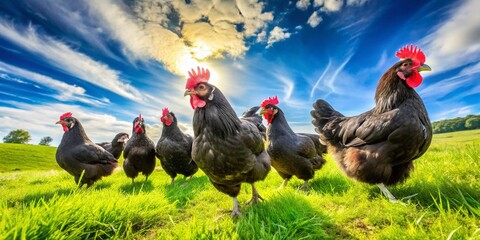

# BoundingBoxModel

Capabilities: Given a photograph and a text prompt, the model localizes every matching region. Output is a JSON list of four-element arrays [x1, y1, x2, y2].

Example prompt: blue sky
[[0, 0, 479, 146]]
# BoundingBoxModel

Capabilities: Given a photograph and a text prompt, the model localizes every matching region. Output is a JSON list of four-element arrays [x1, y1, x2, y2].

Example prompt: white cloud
[[267, 27, 292, 48], [310, 60, 332, 98], [346, 0, 368, 6], [314, 0, 344, 12], [420, 0, 480, 75], [459, 62, 480, 76], [307, 11, 323, 28], [0, 102, 132, 147], [0, 61, 109, 106], [0, 19, 143, 101], [432, 105, 477, 122], [296, 0, 311, 11], [87, 0, 274, 76], [236, 0, 274, 37]]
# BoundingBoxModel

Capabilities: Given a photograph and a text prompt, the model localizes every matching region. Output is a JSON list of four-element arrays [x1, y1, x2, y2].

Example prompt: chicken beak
[[55, 120, 62, 125], [417, 64, 431, 72], [184, 89, 195, 96], [259, 109, 265, 115]]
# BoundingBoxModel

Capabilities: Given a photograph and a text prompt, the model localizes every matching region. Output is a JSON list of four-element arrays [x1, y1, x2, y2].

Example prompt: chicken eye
[[198, 84, 206, 90]]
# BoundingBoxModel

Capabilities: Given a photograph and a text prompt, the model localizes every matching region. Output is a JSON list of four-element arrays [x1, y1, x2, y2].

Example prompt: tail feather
[[311, 99, 343, 131], [240, 106, 266, 135]]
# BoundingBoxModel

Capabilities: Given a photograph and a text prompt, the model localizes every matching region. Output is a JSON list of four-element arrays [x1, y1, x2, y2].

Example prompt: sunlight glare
[[176, 53, 219, 86], [191, 42, 212, 60]]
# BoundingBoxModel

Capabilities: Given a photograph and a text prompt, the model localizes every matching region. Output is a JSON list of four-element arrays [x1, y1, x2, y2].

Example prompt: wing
[[185, 134, 193, 156], [71, 143, 116, 164], [240, 119, 265, 155], [298, 133, 327, 155], [338, 109, 401, 147]]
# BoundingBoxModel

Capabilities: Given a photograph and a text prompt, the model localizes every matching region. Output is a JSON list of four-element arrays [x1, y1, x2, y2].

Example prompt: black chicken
[[123, 114, 156, 183], [311, 45, 432, 202], [184, 67, 271, 217], [97, 132, 129, 159], [260, 96, 326, 190], [55, 112, 118, 187], [156, 107, 198, 184]]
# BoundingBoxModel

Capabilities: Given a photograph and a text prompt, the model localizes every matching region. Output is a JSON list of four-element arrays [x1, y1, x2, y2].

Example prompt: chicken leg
[[299, 180, 309, 191], [231, 197, 241, 217], [278, 178, 289, 190], [377, 183, 398, 203], [247, 183, 264, 204]]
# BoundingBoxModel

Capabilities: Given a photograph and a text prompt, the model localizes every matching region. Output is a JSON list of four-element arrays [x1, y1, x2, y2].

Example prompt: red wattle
[[406, 70, 423, 88], [190, 95, 206, 109]]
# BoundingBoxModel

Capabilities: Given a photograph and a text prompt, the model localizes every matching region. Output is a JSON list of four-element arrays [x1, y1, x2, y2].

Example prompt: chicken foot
[[377, 183, 398, 203], [299, 180, 309, 191], [247, 183, 264, 204]]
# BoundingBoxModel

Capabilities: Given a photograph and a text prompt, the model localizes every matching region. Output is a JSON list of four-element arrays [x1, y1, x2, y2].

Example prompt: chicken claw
[[246, 184, 264, 204]]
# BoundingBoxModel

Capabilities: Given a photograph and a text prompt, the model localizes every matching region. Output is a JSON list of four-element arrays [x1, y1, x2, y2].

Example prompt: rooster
[[55, 112, 118, 187], [123, 114, 156, 183], [311, 45, 432, 202], [97, 132, 129, 159], [260, 96, 326, 190], [184, 67, 271, 217], [156, 107, 198, 184]]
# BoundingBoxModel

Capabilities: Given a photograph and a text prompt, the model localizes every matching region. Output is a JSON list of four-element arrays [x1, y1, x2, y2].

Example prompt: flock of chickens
[[55, 45, 432, 217]]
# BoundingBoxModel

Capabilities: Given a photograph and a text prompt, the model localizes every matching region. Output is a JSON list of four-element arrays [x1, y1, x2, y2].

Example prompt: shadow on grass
[[19, 188, 73, 207], [163, 175, 209, 208], [92, 181, 112, 190], [309, 174, 353, 195], [234, 192, 355, 240], [119, 180, 155, 194]]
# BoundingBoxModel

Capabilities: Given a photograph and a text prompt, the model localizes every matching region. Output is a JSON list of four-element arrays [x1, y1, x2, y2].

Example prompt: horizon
[[1, 0, 479, 146]]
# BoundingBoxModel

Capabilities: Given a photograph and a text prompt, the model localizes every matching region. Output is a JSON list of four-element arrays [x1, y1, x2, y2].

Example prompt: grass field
[[0, 130, 479, 239]]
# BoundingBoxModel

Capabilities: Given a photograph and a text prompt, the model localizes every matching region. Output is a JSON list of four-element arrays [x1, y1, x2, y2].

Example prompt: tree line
[[432, 114, 480, 134], [2, 129, 52, 146]]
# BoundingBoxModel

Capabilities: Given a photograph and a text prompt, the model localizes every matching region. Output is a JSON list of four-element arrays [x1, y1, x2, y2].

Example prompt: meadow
[[0, 130, 479, 239]]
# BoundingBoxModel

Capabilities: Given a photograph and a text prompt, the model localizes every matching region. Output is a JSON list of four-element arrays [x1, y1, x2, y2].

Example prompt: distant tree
[[465, 117, 480, 129], [432, 114, 480, 133], [3, 129, 31, 144], [39, 136, 53, 146]]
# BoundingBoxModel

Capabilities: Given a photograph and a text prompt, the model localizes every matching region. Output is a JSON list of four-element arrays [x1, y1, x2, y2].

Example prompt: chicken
[[156, 107, 198, 184], [97, 132, 129, 159], [241, 106, 267, 139], [55, 112, 118, 187], [310, 45, 432, 202], [260, 96, 326, 190], [123, 114, 156, 183], [184, 67, 271, 217]]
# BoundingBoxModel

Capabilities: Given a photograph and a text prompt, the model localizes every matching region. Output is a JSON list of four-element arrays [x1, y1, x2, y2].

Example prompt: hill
[[0, 130, 479, 239], [0, 143, 59, 172]]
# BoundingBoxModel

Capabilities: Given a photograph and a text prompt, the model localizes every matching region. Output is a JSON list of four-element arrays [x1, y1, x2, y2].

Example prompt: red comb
[[261, 96, 279, 108], [185, 66, 210, 90], [395, 44, 426, 66], [60, 112, 72, 120], [138, 114, 142, 120], [162, 108, 169, 117]]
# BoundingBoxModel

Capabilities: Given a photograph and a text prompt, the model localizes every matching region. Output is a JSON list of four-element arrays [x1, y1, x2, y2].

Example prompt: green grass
[[0, 130, 479, 239], [0, 143, 59, 172]]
